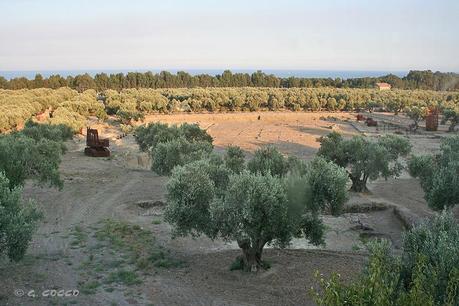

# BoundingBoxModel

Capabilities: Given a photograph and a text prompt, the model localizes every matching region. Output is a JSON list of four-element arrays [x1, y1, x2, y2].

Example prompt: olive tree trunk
[[349, 174, 369, 193], [237, 239, 266, 272]]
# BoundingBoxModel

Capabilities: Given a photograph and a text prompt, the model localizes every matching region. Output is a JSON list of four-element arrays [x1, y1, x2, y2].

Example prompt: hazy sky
[[0, 0, 458, 71]]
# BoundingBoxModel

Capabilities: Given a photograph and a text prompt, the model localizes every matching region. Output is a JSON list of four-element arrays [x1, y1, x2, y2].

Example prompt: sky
[[0, 0, 458, 72]]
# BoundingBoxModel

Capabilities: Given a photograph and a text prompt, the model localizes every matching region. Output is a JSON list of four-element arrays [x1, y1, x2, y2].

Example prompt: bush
[[151, 138, 213, 176], [224, 145, 245, 174], [135, 123, 180, 152], [135, 122, 212, 152], [312, 211, 459, 306], [48, 107, 86, 133], [305, 157, 349, 216], [0, 134, 64, 189], [441, 106, 459, 132], [408, 136, 459, 210], [0, 172, 42, 261], [21, 120, 73, 142], [247, 146, 289, 177]]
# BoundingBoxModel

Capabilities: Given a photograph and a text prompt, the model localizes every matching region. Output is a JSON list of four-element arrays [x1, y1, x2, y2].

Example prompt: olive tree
[[224, 145, 245, 174], [165, 157, 349, 272], [0, 173, 42, 261], [318, 132, 411, 192], [135, 122, 212, 152], [408, 136, 459, 210], [0, 134, 64, 189], [405, 105, 427, 132], [247, 146, 289, 177], [151, 138, 213, 176], [441, 106, 459, 132]]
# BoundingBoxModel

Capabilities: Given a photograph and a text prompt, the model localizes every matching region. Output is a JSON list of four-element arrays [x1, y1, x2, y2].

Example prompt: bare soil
[[0, 111, 447, 306]]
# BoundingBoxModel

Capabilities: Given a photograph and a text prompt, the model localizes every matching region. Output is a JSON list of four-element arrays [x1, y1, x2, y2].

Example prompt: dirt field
[[0, 111, 447, 306]]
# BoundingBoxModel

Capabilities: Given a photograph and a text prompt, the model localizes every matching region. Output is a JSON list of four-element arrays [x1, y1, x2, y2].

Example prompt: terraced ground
[[1, 111, 450, 306]]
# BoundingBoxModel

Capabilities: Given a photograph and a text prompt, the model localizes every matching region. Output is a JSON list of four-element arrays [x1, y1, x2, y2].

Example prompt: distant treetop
[[1, 69, 458, 91]]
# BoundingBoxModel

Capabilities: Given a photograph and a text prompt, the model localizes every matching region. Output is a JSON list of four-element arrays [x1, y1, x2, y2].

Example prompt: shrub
[[179, 123, 213, 144], [247, 146, 289, 177], [48, 107, 86, 133], [135, 123, 180, 152], [305, 157, 349, 216], [135, 122, 212, 152], [224, 145, 245, 174], [441, 106, 459, 132], [312, 211, 459, 306], [0, 172, 42, 261], [408, 136, 459, 210], [21, 120, 73, 142], [405, 105, 427, 131], [318, 132, 411, 192], [151, 138, 213, 176], [0, 134, 64, 189]]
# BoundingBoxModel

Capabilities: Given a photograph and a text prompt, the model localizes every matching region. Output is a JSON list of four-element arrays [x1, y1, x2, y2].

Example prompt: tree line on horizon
[[1, 69, 458, 92]]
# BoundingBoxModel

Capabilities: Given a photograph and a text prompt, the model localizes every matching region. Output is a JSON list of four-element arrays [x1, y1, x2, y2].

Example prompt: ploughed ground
[[0, 111, 448, 306]]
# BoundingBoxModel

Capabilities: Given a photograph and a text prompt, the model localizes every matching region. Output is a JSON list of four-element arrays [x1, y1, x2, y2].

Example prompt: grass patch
[[106, 270, 142, 286], [152, 219, 161, 225], [95, 219, 184, 270], [70, 225, 88, 248], [80, 280, 101, 295]]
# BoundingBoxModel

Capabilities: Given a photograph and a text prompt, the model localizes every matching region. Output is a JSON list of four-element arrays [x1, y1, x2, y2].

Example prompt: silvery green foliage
[[247, 146, 289, 177], [305, 157, 349, 216], [211, 172, 293, 248], [151, 138, 213, 176], [409, 136, 459, 210], [224, 145, 245, 174], [0, 133, 64, 189], [313, 211, 459, 305], [0, 172, 42, 261], [318, 132, 411, 192], [164, 162, 216, 238], [401, 211, 459, 304], [165, 155, 349, 270], [135, 122, 212, 152]]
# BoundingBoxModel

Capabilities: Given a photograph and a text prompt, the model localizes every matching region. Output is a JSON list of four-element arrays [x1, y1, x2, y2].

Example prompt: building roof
[[375, 82, 391, 88]]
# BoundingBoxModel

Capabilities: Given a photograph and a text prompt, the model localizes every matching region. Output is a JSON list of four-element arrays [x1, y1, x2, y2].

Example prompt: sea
[[0, 69, 407, 80]]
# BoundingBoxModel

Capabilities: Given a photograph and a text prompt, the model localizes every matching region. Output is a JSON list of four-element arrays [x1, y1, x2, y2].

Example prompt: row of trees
[[0, 122, 70, 261], [1, 87, 458, 133], [0, 88, 104, 132], [2, 70, 459, 91]]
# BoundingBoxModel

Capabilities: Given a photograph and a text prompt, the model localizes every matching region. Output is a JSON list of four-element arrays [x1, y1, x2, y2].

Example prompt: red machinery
[[84, 128, 110, 157]]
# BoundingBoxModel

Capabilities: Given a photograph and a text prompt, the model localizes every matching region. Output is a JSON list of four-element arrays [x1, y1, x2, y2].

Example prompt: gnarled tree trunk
[[349, 174, 369, 193], [237, 239, 266, 272]]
